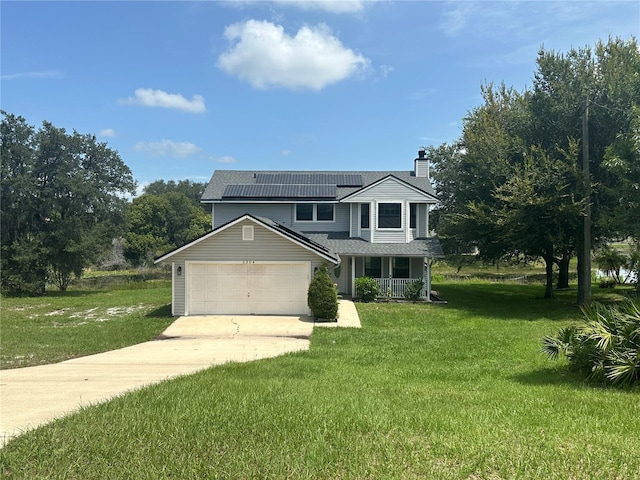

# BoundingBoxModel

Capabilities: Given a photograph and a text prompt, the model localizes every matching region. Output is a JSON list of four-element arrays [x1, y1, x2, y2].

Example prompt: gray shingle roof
[[202, 170, 437, 201], [305, 232, 445, 258]]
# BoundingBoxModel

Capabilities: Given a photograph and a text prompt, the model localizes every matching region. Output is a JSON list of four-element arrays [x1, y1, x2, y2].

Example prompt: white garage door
[[187, 262, 310, 315]]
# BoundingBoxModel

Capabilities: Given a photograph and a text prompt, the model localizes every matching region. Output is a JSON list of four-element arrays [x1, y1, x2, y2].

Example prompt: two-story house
[[156, 150, 444, 316]]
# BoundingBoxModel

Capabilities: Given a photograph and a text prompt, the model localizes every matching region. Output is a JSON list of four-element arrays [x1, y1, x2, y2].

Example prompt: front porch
[[373, 277, 428, 299], [330, 255, 433, 301]]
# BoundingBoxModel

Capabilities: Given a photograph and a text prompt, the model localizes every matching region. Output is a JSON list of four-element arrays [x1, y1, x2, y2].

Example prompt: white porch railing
[[374, 278, 427, 299]]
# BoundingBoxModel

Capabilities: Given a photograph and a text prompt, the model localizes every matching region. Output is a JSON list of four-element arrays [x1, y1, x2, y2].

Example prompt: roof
[[202, 170, 437, 202], [305, 232, 445, 258], [155, 214, 340, 264]]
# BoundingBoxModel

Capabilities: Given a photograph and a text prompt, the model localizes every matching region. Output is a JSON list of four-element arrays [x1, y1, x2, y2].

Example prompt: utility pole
[[579, 97, 592, 306]]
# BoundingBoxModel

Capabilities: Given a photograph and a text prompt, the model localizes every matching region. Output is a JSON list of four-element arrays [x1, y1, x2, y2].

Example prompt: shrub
[[599, 278, 616, 289], [542, 300, 640, 386], [404, 278, 425, 302], [355, 276, 380, 302], [307, 264, 338, 320]]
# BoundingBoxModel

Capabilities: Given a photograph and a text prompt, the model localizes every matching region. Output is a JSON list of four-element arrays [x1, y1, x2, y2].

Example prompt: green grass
[[0, 283, 173, 369], [1, 282, 639, 479]]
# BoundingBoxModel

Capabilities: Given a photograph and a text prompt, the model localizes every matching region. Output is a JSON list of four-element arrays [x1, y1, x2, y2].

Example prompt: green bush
[[307, 264, 338, 320], [404, 278, 425, 302], [542, 300, 640, 386], [355, 276, 380, 302]]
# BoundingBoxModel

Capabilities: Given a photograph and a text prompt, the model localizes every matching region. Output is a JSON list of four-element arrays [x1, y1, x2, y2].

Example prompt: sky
[[2, 1, 638, 193]]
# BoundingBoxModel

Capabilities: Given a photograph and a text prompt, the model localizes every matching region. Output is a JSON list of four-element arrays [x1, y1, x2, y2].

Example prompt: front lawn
[[0, 283, 173, 369], [1, 283, 639, 479]]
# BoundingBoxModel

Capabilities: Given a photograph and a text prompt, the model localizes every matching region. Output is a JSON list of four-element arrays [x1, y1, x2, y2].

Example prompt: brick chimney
[[414, 148, 429, 178]]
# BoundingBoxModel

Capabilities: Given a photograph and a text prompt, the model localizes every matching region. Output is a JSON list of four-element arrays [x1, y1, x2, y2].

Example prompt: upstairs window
[[410, 203, 418, 229], [360, 203, 370, 229], [296, 204, 313, 221], [378, 203, 401, 229], [296, 203, 334, 222], [316, 203, 334, 221]]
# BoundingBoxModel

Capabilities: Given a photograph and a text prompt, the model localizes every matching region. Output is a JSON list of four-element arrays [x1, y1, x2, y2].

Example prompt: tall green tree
[[430, 84, 529, 261], [431, 37, 639, 302], [123, 192, 210, 266], [494, 145, 584, 298], [531, 37, 640, 303], [143, 179, 209, 213], [1, 112, 136, 294]]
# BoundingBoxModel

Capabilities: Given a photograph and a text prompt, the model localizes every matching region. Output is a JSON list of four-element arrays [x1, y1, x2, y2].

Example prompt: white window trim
[[376, 201, 403, 230], [295, 203, 335, 223]]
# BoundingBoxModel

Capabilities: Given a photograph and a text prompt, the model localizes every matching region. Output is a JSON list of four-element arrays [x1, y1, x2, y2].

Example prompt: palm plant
[[542, 300, 640, 385]]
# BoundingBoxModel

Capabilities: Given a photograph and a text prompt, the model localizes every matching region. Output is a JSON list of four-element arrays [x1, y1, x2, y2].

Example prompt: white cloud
[[281, 149, 292, 156], [99, 128, 116, 137], [272, 0, 366, 13], [214, 155, 237, 164], [217, 20, 370, 90], [1, 70, 63, 80], [119, 88, 206, 113], [133, 140, 201, 158]]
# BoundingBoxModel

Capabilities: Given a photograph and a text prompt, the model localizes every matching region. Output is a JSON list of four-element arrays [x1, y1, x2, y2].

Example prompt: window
[[410, 203, 417, 229], [378, 203, 401, 229], [296, 203, 334, 222], [316, 203, 334, 221], [360, 203, 370, 229], [242, 225, 254, 241], [393, 257, 410, 278], [296, 204, 313, 221], [365, 257, 382, 278]]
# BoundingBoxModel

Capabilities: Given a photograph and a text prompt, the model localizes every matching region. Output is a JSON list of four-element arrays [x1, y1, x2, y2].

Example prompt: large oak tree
[[1, 112, 136, 294]]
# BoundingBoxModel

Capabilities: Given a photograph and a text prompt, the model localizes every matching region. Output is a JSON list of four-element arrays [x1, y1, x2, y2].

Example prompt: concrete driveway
[[0, 315, 315, 446]]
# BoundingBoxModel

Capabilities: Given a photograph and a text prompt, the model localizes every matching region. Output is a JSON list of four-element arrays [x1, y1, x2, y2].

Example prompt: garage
[[155, 215, 340, 317], [187, 262, 311, 315]]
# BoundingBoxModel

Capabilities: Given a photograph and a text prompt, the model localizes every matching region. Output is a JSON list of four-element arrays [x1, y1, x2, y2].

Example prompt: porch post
[[351, 256, 356, 297], [424, 257, 431, 301]]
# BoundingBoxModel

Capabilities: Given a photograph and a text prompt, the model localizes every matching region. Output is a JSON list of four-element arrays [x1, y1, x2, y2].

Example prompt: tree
[[123, 192, 210, 266], [494, 145, 584, 298], [430, 84, 529, 261], [1, 112, 135, 294], [430, 37, 640, 303], [531, 37, 640, 304], [143, 179, 209, 213]]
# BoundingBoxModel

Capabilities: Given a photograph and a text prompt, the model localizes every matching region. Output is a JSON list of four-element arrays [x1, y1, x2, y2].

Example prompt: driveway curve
[[0, 315, 314, 446]]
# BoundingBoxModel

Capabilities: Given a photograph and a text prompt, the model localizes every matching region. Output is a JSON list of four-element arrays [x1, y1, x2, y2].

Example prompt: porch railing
[[374, 278, 427, 299]]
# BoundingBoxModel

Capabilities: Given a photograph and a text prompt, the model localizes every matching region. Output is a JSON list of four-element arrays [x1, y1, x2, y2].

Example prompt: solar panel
[[256, 173, 362, 187], [222, 184, 337, 198]]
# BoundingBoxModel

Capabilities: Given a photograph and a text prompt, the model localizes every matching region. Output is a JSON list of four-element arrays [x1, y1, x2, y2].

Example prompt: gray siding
[[213, 202, 350, 233], [172, 262, 185, 316], [213, 203, 293, 228], [347, 177, 432, 202], [350, 204, 358, 237], [410, 204, 429, 240], [167, 219, 328, 316], [414, 159, 429, 178]]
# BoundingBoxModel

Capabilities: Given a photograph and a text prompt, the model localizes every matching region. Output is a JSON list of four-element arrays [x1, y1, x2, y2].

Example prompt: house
[[155, 149, 444, 316]]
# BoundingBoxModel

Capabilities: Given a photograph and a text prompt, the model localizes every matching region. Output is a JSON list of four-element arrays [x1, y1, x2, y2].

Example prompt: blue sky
[[2, 1, 638, 192]]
